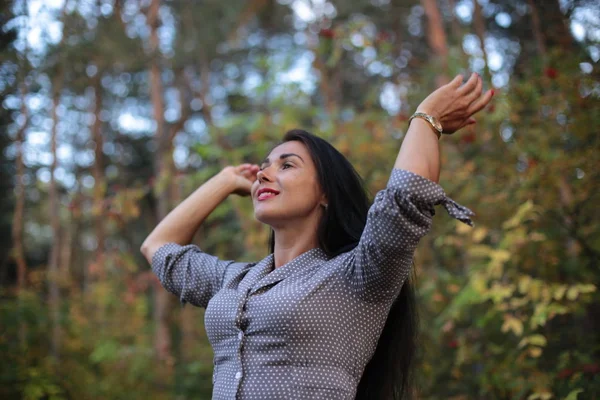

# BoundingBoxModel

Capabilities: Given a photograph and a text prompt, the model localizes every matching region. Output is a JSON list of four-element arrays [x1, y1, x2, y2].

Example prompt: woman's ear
[[320, 194, 328, 209]]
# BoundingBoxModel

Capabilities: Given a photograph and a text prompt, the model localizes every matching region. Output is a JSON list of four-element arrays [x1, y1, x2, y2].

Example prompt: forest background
[[1, 0, 599, 399]]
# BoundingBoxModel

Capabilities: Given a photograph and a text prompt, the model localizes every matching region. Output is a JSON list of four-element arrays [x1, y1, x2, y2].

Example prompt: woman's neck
[[272, 219, 320, 268]]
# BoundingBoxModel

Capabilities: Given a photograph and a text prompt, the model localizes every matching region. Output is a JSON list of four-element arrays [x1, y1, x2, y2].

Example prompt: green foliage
[[415, 50, 600, 399]]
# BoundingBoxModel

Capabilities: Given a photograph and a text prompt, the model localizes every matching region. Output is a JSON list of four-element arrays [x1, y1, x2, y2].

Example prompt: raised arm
[[140, 164, 259, 261], [345, 72, 493, 303], [140, 164, 259, 307], [395, 72, 493, 181]]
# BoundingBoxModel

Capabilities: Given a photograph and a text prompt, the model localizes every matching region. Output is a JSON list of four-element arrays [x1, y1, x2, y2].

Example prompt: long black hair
[[268, 129, 418, 399]]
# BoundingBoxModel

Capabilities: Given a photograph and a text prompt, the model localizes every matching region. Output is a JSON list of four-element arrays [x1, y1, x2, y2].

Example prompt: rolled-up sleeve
[[151, 243, 243, 308], [345, 168, 475, 303]]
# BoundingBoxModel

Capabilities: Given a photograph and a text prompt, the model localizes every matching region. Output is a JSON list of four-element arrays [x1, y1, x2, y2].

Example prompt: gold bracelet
[[408, 112, 442, 140]]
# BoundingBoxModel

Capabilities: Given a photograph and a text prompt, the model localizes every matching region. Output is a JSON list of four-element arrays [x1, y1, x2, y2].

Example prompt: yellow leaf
[[471, 272, 488, 294], [456, 221, 471, 235], [492, 249, 511, 264], [503, 200, 535, 230], [529, 232, 546, 241], [518, 334, 547, 349], [518, 275, 532, 294], [528, 334, 547, 347], [472, 227, 488, 243], [510, 297, 529, 309], [576, 284, 596, 294], [541, 287, 552, 303], [488, 282, 515, 303], [501, 314, 524, 336], [553, 285, 567, 300], [564, 389, 584, 400], [468, 244, 492, 258], [527, 390, 552, 400], [566, 287, 579, 300], [528, 280, 542, 301]]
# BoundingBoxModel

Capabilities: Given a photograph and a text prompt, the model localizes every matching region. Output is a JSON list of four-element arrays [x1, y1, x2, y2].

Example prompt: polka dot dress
[[151, 168, 475, 399]]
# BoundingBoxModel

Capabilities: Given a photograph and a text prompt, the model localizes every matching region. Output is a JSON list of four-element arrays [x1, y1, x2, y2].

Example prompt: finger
[[240, 168, 251, 178], [465, 75, 483, 103], [448, 73, 464, 88], [246, 174, 258, 183], [241, 167, 259, 178], [243, 164, 259, 172], [455, 118, 476, 132], [466, 89, 494, 116], [240, 164, 260, 175], [457, 72, 479, 95], [236, 163, 252, 171]]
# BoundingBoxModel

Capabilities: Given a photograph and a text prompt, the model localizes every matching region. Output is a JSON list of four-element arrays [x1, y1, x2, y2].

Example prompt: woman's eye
[[282, 163, 292, 170]]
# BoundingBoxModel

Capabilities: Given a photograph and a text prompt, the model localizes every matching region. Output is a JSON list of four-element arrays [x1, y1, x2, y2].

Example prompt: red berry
[[557, 368, 573, 379], [318, 29, 335, 39], [544, 68, 558, 79], [461, 132, 476, 144]]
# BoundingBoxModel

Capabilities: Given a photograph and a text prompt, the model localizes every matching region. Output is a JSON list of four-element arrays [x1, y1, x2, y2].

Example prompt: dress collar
[[244, 248, 329, 296]]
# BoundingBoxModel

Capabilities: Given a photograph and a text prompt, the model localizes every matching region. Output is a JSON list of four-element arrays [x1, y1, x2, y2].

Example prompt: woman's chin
[[254, 209, 291, 228], [253, 209, 276, 225]]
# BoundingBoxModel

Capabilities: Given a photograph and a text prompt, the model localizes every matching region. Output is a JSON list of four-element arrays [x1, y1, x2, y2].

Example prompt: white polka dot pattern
[[151, 168, 475, 399]]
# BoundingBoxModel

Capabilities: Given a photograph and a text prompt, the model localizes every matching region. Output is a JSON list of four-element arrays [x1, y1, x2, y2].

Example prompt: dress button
[[238, 332, 243, 339], [235, 371, 242, 379]]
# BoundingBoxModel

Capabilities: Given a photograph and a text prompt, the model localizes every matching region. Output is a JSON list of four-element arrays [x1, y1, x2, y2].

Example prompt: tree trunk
[[91, 75, 106, 282], [312, 54, 338, 117], [420, 0, 449, 85], [516, 0, 583, 74], [13, 83, 28, 292], [527, 0, 547, 59], [179, 179, 198, 364], [71, 175, 85, 293], [530, 0, 576, 51], [473, 0, 491, 83], [447, 0, 462, 46], [61, 197, 75, 292], [13, 82, 29, 347], [199, 53, 214, 126], [48, 80, 63, 360], [148, 0, 174, 367]]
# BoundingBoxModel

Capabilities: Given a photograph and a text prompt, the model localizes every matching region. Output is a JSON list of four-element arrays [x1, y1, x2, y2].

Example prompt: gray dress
[[151, 168, 475, 399]]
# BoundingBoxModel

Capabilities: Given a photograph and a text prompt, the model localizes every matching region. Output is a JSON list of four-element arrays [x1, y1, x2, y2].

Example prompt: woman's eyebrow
[[260, 153, 304, 166]]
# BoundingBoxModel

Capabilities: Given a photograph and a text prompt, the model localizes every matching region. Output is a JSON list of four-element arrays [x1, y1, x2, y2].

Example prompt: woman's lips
[[257, 192, 278, 201], [256, 187, 280, 201]]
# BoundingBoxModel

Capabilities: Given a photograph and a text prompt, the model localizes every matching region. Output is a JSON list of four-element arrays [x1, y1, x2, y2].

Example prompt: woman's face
[[252, 141, 326, 227]]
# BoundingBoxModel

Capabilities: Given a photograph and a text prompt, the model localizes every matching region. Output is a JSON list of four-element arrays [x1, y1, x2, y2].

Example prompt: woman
[[141, 72, 493, 399]]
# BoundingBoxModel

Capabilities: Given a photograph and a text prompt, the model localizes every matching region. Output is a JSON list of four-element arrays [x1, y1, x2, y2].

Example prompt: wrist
[[415, 105, 440, 120], [409, 112, 442, 139], [408, 118, 441, 140], [215, 169, 238, 195]]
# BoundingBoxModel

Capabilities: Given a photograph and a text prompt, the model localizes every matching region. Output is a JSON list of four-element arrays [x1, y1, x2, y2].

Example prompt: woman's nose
[[257, 168, 272, 183]]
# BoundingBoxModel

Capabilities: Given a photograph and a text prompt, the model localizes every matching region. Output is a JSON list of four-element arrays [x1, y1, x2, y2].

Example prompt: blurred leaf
[[564, 389, 584, 400], [501, 314, 524, 336]]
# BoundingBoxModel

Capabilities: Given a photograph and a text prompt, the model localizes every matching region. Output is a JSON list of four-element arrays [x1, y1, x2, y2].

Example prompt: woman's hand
[[220, 163, 260, 196], [416, 72, 494, 135]]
